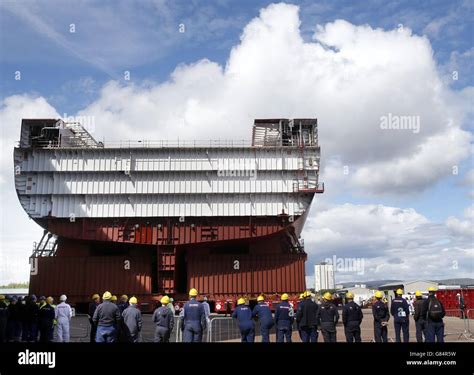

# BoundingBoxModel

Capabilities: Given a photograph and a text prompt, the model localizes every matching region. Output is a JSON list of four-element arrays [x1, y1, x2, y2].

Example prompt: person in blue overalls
[[232, 298, 255, 342], [390, 289, 410, 342], [180, 288, 206, 342], [275, 293, 294, 343], [252, 295, 274, 343]]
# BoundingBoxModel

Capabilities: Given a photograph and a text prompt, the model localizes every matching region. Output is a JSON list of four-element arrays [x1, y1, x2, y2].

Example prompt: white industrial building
[[314, 262, 335, 291], [338, 284, 376, 306]]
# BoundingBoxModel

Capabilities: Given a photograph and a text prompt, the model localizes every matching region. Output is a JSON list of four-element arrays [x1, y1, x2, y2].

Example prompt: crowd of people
[[0, 286, 447, 343]]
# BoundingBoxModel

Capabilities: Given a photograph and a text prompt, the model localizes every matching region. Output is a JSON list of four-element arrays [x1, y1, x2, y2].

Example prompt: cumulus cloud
[[0, 95, 59, 285], [71, 3, 472, 194], [303, 203, 473, 283], [1, 3, 472, 283]]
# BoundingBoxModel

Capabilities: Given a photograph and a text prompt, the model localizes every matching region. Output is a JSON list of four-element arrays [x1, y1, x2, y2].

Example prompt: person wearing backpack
[[421, 287, 445, 343], [390, 289, 410, 342]]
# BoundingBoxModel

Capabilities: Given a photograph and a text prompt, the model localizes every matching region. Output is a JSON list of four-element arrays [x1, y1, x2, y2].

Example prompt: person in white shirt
[[55, 295, 72, 342]]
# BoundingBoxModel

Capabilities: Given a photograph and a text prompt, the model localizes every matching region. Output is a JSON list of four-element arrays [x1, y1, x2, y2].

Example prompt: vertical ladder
[[157, 245, 176, 294]]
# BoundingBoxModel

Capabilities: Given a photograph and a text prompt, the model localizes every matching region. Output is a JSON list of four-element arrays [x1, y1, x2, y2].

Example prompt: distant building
[[337, 285, 375, 306], [314, 262, 335, 291]]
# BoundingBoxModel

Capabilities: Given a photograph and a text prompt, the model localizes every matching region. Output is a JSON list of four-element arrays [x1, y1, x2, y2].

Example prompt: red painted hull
[[29, 212, 310, 310]]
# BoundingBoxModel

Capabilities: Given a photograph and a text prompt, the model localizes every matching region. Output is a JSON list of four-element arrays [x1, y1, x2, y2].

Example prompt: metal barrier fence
[[62, 308, 474, 343], [207, 309, 474, 343]]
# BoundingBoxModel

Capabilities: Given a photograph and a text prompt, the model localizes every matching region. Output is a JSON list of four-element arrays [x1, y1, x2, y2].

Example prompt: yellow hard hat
[[121, 294, 128, 301], [129, 296, 138, 304], [374, 291, 383, 299], [103, 291, 112, 300], [428, 286, 437, 292], [0, 295, 4, 301], [346, 292, 354, 299], [396, 289, 403, 295], [46, 296, 54, 304], [92, 294, 100, 301], [257, 295, 265, 302], [111, 295, 118, 301], [415, 291, 422, 297], [304, 290, 312, 298], [160, 296, 170, 305], [299, 293, 304, 300], [237, 298, 246, 305], [281, 293, 289, 301], [189, 288, 198, 297], [323, 292, 332, 301]]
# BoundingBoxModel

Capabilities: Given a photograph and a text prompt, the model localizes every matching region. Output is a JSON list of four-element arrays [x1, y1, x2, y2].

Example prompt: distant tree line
[[0, 282, 29, 288]]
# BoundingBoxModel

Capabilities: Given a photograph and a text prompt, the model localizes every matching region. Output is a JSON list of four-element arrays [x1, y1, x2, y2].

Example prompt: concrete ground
[[66, 308, 473, 343]]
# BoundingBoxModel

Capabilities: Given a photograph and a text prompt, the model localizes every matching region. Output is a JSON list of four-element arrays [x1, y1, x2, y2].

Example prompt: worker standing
[[93, 291, 121, 343], [390, 289, 410, 342], [88, 294, 101, 342], [275, 293, 294, 343], [24, 295, 39, 342], [342, 292, 363, 343], [421, 287, 445, 343], [296, 291, 319, 343], [413, 291, 426, 342], [38, 297, 55, 342], [252, 295, 274, 343], [232, 298, 255, 342], [202, 296, 211, 331], [118, 295, 129, 314], [121, 296, 142, 343], [319, 292, 339, 342], [167, 298, 175, 315], [372, 291, 390, 342], [296, 293, 304, 341], [6, 297, 21, 342], [55, 294, 72, 342], [180, 288, 206, 342], [0, 295, 8, 343], [153, 296, 175, 342]]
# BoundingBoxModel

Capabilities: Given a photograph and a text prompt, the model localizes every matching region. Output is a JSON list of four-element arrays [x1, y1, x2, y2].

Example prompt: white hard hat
[[60, 294, 67, 302]]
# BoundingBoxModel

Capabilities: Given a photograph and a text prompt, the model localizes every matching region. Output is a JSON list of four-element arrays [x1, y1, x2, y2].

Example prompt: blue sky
[[0, 0, 472, 283]]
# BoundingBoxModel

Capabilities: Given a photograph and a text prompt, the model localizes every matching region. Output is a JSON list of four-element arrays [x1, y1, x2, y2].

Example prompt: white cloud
[[71, 4, 472, 195], [1, 3, 473, 283], [0, 95, 59, 285], [303, 203, 473, 282]]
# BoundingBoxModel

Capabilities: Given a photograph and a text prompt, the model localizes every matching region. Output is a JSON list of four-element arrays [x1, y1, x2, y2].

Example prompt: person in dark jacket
[[390, 289, 410, 343], [275, 293, 294, 343], [296, 291, 319, 343], [232, 298, 255, 342], [372, 291, 390, 342], [93, 291, 121, 343], [319, 292, 339, 342], [121, 296, 142, 342], [252, 295, 274, 343], [23, 295, 39, 342], [421, 287, 446, 343], [180, 288, 206, 343], [6, 296, 21, 342], [342, 292, 363, 342], [118, 295, 129, 314], [88, 293, 100, 342], [413, 291, 426, 342], [153, 296, 175, 342], [38, 297, 55, 342], [17, 296, 27, 341], [0, 295, 8, 343]]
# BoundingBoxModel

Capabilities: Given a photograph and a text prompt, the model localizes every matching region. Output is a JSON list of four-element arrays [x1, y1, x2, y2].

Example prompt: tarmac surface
[[66, 308, 474, 343]]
